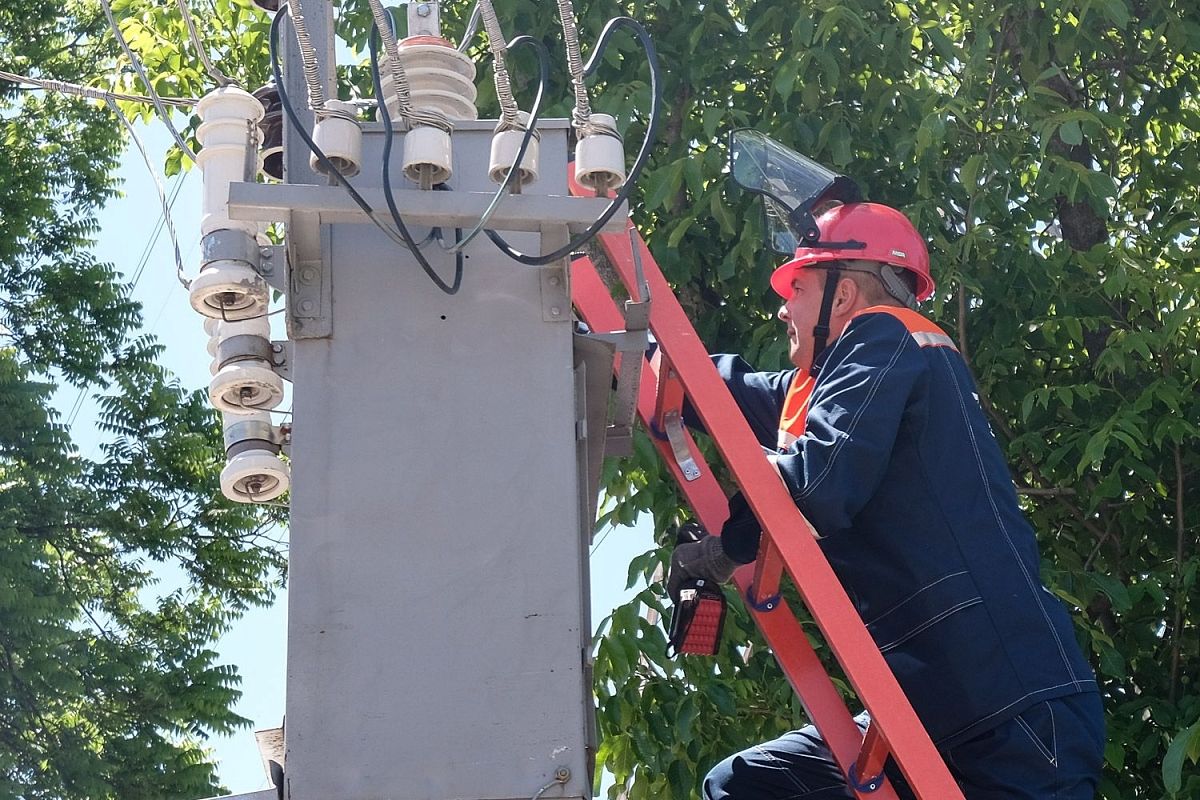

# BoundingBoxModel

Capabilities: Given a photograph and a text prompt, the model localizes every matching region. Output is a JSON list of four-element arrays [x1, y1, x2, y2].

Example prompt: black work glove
[[666, 522, 739, 604], [719, 491, 764, 565]]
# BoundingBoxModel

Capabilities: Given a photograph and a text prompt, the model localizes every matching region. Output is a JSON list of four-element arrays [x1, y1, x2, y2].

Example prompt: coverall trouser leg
[[701, 692, 1104, 800]]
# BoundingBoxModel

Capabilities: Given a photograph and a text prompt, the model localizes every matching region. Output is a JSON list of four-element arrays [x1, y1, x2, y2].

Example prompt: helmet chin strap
[[810, 265, 842, 370]]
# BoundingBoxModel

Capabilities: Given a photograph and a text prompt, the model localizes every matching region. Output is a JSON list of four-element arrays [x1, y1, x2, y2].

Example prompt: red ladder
[[570, 222, 965, 800]]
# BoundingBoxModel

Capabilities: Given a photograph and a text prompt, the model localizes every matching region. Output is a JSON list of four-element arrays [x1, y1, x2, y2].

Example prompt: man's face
[[776, 267, 828, 369]]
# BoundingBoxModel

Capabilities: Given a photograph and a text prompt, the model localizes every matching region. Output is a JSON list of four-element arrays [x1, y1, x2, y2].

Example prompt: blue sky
[[79, 119, 654, 795]]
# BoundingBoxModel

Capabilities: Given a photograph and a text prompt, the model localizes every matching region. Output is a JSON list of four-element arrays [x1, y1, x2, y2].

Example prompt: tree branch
[[1169, 443, 1186, 704]]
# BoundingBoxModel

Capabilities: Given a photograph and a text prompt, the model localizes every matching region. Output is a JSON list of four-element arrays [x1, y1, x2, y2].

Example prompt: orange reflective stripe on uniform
[[857, 305, 958, 351], [777, 370, 814, 451], [776, 308, 956, 450]]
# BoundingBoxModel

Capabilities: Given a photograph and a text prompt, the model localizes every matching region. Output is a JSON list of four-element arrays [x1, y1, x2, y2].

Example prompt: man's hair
[[838, 260, 916, 307]]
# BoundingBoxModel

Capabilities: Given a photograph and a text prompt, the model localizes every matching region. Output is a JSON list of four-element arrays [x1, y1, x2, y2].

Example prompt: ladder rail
[[571, 216, 965, 799]]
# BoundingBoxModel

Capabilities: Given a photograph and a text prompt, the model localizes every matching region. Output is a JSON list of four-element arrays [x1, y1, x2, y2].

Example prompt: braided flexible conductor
[[555, 0, 594, 133], [174, 0, 236, 87], [286, 0, 328, 115], [478, 0, 520, 131], [365, 0, 451, 132]]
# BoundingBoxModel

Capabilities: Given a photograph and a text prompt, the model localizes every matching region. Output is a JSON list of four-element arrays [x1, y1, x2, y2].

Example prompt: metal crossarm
[[568, 216, 965, 799]]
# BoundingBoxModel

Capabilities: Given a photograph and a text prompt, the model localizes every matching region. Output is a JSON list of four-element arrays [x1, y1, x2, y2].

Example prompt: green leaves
[[1163, 717, 1200, 796]]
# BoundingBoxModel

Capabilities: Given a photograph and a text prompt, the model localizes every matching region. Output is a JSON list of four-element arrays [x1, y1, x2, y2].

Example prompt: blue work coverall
[[702, 308, 1104, 799]]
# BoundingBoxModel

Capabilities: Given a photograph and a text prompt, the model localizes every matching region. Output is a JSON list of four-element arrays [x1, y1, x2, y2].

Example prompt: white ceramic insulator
[[196, 87, 264, 236], [210, 357, 220, 376], [381, 38, 477, 122], [403, 125, 452, 184], [219, 315, 272, 340], [221, 447, 290, 503], [575, 115, 626, 192], [207, 336, 219, 357], [310, 100, 363, 177], [189, 260, 269, 321], [489, 112, 539, 187], [203, 317, 221, 336], [210, 361, 285, 414]]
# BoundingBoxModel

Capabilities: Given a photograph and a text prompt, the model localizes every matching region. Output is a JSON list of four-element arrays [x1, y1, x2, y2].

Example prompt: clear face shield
[[727, 129, 862, 254]]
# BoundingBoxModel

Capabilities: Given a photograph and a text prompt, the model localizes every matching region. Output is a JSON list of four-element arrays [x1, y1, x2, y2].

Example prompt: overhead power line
[[0, 69, 197, 107]]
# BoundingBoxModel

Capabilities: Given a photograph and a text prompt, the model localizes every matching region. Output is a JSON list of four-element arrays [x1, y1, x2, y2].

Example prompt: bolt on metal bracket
[[270, 340, 292, 382]]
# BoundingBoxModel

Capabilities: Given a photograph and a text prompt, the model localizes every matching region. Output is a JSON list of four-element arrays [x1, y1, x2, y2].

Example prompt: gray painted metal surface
[[284, 124, 598, 800]]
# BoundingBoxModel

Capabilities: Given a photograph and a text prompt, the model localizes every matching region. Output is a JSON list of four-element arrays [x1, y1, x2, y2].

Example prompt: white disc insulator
[[189, 260, 269, 321], [403, 125, 452, 185], [221, 448, 290, 503], [210, 361, 285, 414], [489, 113, 539, 187], [310, 100, 363, 177], [207, 336, 219, 357], [381, 38, 477, 121], [210, 357, 220, 376], [203, 317, 221, 336], [575, 114, 626, 191]]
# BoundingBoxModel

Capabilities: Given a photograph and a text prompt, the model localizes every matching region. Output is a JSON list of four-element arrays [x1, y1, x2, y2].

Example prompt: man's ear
[[835, 275, 859, 312]]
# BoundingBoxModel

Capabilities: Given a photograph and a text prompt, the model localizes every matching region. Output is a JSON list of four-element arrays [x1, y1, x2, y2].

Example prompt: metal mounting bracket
[[286, 211, 332, 339], [539, 223, 571, 323], [258, 243, 288, 293]]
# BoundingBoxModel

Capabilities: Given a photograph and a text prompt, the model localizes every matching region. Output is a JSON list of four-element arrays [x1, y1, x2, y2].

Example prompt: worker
[[667, 202, 1104, 799]]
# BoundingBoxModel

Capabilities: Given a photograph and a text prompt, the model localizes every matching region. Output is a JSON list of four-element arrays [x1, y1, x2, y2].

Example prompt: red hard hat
[[769, 203, 935, 301]]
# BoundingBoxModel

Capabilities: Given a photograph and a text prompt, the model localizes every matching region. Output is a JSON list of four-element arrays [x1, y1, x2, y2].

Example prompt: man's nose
[[777, 304, 789, 322]]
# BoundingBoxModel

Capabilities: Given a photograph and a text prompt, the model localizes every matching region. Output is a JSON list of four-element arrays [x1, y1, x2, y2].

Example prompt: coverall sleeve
[[774, 313, 925, 536], [682, 354, 794, 450]]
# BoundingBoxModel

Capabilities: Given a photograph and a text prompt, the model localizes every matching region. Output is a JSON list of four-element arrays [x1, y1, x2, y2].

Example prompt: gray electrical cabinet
[[273, 121, 609, 800]]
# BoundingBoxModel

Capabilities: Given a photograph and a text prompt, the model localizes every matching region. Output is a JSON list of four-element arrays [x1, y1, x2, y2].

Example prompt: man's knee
[[701, 753, 738, 800], [700, 730, 852, 800]]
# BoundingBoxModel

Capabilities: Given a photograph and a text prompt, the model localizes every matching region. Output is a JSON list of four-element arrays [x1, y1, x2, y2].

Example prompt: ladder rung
[[851, 722, 889, 793], [748, 536, 784, 612]]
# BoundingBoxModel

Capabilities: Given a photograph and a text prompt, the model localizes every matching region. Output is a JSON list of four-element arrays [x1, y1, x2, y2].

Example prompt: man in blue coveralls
[[667, 201, 1105, 798]]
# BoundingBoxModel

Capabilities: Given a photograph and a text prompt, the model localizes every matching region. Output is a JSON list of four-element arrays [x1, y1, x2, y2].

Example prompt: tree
[[1, 1, 285, 797], [587, 1, 1200, 799], [16, 0, 1197, 797]]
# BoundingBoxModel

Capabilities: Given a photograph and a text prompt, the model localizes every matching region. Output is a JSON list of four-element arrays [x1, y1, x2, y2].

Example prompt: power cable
[[174, 0, 237, 87], [370, 26, 549, 257], [483, 16, 662, 266], [129, 175, 187, 290], [368, 23, 464, 294], [107, 98, 189, 289], [270, 5, 462, 293], [457, 2, 482, 52], [365, 0, 449, 133], [98, 0, 198, 162], [268, 6, 408, 246], [477, 0, 521, 131], [0, 69, 196, 107], [555, 0, 593, 133], [283, 0, 328, 114]]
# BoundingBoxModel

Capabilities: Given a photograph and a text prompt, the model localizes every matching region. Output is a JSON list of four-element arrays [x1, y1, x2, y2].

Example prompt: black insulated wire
[[270, 5, 464, 294], [368, 22, 463, 294], [482, 16, 663, 266], [425, 33, 549, 254], [368, 23, 546, 266]]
